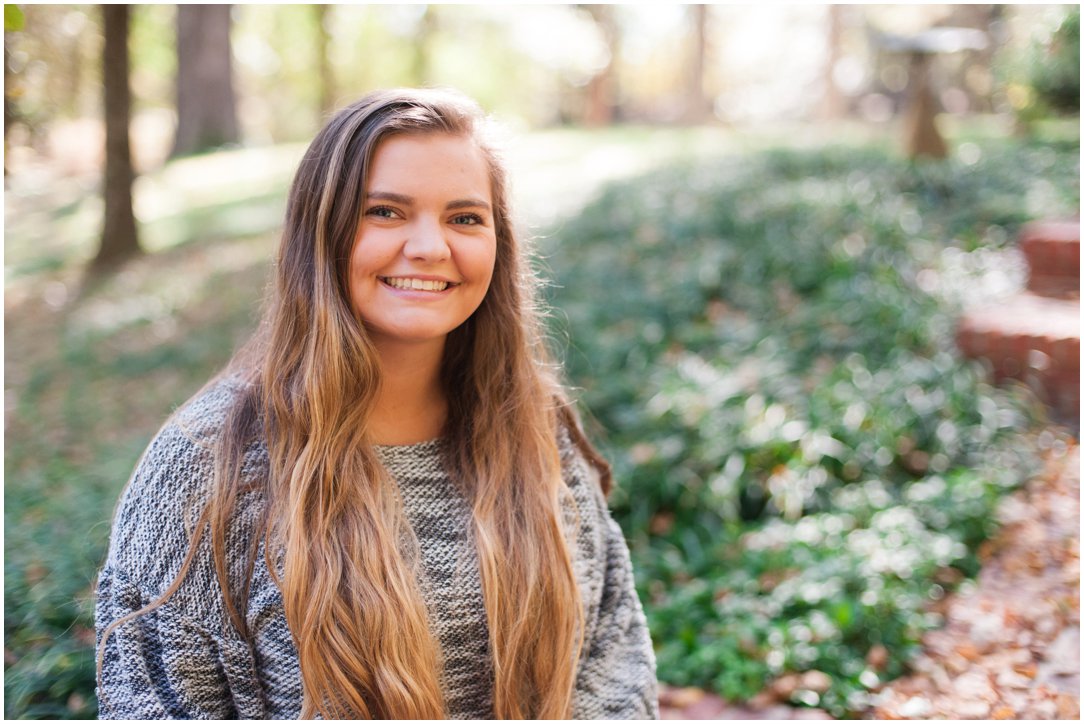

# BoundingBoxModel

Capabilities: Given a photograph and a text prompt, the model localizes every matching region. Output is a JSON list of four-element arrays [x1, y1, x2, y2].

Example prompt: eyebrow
[[366, 191, 491, 212]]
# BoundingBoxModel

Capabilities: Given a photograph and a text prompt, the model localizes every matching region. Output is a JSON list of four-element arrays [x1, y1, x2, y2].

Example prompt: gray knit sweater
[[95, 380, 659, 719]]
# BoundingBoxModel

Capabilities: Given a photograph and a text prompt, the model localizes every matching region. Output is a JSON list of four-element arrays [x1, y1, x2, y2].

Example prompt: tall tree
[[313, 4, 334, 120], [410, 6, 437, 87], [904, 51, 948, 159], [681, 4, 713, 122], [171, 4, 239, 157], [582, 4, 619, 126], [819, 5, 847, 120], [93, 3, 140, 270]]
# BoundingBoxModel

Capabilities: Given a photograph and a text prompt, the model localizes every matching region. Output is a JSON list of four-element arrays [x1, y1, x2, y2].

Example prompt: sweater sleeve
[[95, 383, 267, 719], [95, 566, 239, 719], [569, 457, 660, 719]]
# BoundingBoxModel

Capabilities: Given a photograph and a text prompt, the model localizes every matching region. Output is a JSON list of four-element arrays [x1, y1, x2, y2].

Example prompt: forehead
[[367, 133, 491, 197]]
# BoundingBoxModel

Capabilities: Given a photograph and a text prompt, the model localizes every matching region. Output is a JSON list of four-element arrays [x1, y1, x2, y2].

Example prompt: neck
[[369, 337, 448, 446]]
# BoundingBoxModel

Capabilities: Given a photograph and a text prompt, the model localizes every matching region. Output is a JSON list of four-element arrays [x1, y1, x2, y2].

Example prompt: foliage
[[1028, 7, 1080, 113], [543, 139, 1078, 715], [5, 4, 25, 31], [997, 6, 1081, 123]]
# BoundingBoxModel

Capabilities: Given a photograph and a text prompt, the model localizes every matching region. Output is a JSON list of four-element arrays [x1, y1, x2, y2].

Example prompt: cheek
[[350, 233, 396, 278], [456, 236, 498, 291], [348, 243, 387, 315]]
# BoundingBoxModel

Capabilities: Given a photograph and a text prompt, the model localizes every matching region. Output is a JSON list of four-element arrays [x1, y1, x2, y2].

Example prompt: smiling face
[[349, 132, 497, 354]]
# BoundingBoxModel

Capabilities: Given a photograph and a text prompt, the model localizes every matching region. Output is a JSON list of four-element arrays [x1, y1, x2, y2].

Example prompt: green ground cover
[[544, 137, 1079, 714], [4, 123, 1078, 718]]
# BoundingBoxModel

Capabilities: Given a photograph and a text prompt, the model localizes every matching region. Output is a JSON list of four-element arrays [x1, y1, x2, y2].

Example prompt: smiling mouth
[[380, 276, 457, 292]]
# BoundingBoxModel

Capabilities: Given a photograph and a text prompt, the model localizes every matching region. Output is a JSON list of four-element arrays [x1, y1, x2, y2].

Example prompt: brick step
[[1019, 220, 1080, 299], [956, 293, 1080, 423]]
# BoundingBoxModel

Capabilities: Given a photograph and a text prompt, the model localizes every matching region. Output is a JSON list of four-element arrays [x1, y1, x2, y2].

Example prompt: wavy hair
[[99, 88, 613, 719]]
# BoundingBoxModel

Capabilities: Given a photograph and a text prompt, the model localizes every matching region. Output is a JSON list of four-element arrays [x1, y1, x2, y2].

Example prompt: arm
[[95, 383, 264, 719], [570, 458, 660, 719], [95, 566, 238, 719]]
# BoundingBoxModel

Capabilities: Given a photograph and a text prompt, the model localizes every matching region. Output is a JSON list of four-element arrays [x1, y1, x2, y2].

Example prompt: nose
[[403, 216, 451, 262]]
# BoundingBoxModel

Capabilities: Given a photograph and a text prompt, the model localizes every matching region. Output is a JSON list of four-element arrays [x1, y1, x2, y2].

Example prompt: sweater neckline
[[373, 437, 443, 453], [374, 438, 445, 469]]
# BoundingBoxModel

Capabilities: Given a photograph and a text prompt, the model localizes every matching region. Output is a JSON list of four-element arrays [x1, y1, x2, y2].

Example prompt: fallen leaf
[[955, 699, 991, 718], [954, 670, 996, 702], [649, 512, 674, 536], [659, 686, 705, 709], [945, 654, 971, 676], [1055, 693, 1080, 719], [799, 671, 832, 694], [956, 643, 983, 662], [1012, 661, 1038, 678], [746, 690, 776, 710], [996, 669, 1032, 690], [867, 644, 889, 671], [1026, 698, 1058, 718], [682, 694, 728, 719], [769, 674, 800, 700]]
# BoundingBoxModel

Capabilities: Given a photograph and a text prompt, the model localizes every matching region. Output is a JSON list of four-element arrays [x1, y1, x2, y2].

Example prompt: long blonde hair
[[100, 88, 612, 719]]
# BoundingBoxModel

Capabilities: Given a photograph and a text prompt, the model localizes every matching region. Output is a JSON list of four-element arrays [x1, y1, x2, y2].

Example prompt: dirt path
[[659, 438, 1080, 720]]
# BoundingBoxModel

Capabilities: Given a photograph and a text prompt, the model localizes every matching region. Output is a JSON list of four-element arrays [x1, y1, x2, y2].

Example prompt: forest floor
[[659, 437, 1080, 720]]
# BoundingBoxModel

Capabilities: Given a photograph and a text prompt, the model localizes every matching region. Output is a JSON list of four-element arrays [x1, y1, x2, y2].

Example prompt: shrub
[[1030, 8, 1080, 114], [543, 139, 1078, 715]]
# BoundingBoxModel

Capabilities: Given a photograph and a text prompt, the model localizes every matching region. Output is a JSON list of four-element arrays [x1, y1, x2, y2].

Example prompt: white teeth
[[383, 277, 450, 291]]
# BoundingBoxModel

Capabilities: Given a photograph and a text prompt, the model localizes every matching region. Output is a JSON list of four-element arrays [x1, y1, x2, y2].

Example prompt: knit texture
[[95, 380, 659, 719]]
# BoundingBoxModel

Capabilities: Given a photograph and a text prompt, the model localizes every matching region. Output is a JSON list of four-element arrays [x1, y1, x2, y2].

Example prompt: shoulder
[[556, 419, 609, 512], [104, 377, 268, 603]]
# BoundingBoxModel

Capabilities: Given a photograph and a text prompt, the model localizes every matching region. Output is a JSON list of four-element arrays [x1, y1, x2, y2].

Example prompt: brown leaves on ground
[[658, 684, 833, 720], [872, 441, 1080, 720]]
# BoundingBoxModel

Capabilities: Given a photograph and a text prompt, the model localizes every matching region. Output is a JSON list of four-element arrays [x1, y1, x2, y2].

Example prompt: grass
[[4, 117, 1078, 718]]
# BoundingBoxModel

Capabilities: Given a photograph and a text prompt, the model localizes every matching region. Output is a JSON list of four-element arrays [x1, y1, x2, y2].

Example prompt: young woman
[[95, 88, 658, 719]]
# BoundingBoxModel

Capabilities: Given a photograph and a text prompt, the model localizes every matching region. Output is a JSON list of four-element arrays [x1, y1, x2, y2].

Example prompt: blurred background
[[4, 3, 1079, 719]]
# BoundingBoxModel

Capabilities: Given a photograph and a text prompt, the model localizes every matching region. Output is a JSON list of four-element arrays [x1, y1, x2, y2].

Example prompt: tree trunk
[[313, 4, 334, 120], [171, 4, 239, 157], [819, 4, 846, 120], [93, 3, 140, 270], [583, 4, 619, 126], [411, 6, 436, 86], [904, 52, 948, 160], [682, 4, 712, 123]]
